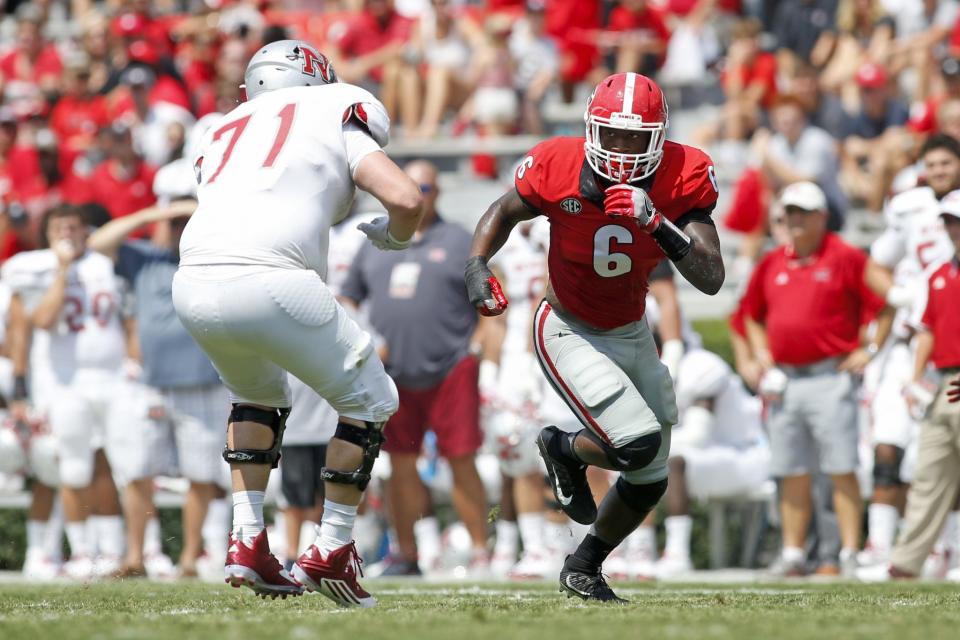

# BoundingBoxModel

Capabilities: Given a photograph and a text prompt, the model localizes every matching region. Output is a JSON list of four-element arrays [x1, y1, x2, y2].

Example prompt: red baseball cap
[[856, 62, 888, 89]]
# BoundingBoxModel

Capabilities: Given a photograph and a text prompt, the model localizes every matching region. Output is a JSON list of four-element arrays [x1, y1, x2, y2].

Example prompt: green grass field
[[1, 581, 958, 640]]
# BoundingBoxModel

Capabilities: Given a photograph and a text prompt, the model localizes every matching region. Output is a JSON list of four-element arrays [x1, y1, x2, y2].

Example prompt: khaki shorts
[[532, 300, 677, 484]]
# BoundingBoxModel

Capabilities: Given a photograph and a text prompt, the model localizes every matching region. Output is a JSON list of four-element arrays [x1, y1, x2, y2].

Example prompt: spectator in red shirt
[[718, 18, 778, 143], [545, 0, 601, 102], [81, 124, 157, 220], [0, 4, 63, 117], [870, 191, 960, 580], [326, 0, 420, 133], [743, 182, 888, 577], [605, 0, 671, 77], [49, 55, 110, 171]]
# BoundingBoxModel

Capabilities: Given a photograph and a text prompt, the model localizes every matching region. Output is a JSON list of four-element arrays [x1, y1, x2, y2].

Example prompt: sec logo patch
[[560, 197, 582, 214]]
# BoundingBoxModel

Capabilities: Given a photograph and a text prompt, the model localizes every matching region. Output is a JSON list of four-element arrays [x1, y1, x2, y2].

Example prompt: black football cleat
[[537, 426, 597, 525], [559, 555, 628, 604]]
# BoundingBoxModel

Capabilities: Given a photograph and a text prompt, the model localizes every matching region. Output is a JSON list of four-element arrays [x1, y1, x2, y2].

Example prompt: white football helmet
[[488, 410, 543, 478], [242, 39, 337, 100], [0, 421, 26, 474], [28, 431, 59, 488]]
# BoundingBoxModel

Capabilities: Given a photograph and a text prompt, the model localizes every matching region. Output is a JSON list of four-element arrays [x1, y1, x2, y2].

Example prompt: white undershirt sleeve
[[343, 122, 384, 179]]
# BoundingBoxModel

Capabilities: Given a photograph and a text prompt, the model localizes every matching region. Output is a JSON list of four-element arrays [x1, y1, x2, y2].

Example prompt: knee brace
[[873, 446, 905, 488], [222, 404, 290, 469], [615, 476, 668, 515], [320, 421, 385, 491], [588, 430, 662, 471]]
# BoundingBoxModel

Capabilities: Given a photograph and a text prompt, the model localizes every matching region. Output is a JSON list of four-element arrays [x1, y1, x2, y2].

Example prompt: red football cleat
[[224, 530, 303, 599], [293, 542, 376, 608]]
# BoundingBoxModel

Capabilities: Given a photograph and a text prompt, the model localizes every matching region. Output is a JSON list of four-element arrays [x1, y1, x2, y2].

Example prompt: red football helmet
[[584, 73, 669, 183]]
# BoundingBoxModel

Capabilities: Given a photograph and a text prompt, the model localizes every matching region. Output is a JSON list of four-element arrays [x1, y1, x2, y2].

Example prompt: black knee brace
[[873, 446, 905, 488], [615, 477, 668, 514], [587, 430, 662, 471], [222, 404, 290, 468], [320, 421, 385, 491]]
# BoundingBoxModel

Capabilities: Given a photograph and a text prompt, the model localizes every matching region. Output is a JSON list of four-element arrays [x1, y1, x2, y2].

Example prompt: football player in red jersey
[[465, 72, 724, 602]]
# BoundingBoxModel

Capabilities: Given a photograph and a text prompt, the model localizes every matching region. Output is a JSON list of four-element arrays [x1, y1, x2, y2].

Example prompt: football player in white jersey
[[485, 221, 554, 578], [2, 206, 131, 579], [173, 40, 422, 605], [860, 134, 959, 566], [628, 304, 770, 578]]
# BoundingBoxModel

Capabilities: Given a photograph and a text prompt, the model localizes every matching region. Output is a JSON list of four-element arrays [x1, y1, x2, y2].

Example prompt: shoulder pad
[[335, 84, 391, 148], [343, 101, 390, 148]]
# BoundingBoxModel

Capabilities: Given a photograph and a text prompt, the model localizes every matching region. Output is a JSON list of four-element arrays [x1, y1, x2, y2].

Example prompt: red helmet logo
[[584, 73, 669, 183], [298, 45, 336, 84]]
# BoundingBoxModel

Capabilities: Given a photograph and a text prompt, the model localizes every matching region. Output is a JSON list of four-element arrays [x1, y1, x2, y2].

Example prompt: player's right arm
[[88, 200, 197, 261], [30, 244, 76, 331], [466, 190, 540, 316]]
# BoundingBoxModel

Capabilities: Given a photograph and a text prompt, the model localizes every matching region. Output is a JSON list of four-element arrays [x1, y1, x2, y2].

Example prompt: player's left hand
[[604, 184, 661, 233], [948, 375, 960, 404], [358, 216, 411, 251]]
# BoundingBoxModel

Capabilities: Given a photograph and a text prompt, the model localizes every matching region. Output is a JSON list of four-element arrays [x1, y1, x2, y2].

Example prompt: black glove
[[464, 256, 509, 316]]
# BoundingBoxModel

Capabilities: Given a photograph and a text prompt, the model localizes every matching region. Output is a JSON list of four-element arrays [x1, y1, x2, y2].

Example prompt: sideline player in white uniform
[[173, 40, 422, 605], [485, 221, 553, 578], [861, 135, 958, 565], [2, 207, 131, 579], [645, 345, 768, 578]]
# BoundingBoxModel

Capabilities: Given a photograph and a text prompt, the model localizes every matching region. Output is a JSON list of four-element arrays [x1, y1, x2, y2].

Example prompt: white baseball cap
[[941, 188, 960, 220], [779, 181, 827, 212]]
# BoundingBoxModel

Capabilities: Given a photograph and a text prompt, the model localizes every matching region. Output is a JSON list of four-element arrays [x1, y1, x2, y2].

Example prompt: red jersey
[[741, 233, 883, 366], [919, 258, 960, 370], [515, 137, 717, 329]]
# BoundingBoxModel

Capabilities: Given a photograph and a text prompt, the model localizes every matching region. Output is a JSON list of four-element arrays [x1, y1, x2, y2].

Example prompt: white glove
[[904, 381, 936, 421], [357, 216, 411, 251], [758, 367, 788, 401], [886, 284, 916, 309]]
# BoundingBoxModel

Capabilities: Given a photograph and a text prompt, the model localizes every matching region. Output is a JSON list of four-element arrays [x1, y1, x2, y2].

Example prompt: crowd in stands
[[0, 0, 959, 584]]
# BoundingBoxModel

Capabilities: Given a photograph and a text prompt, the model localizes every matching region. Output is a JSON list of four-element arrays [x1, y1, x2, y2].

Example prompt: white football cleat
[[856, 562, 892, 582], [508, 550, 556, 580], [629, 550, 658, 581], [144, 552, 177, 580], [93, 554, 123, 578], [921, 549, 951, 579], [603, 551, 631, 581], [489, 550, 516, 577], [22, 549, 60, 581], [654, 553, 693, 580], [62, 555, 96, 581], [856, 543, 890, 568]]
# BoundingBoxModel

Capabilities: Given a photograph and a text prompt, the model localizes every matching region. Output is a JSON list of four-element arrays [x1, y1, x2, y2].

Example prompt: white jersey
[[1, 250, 125, 383], [674, 348, 763, 449], [491, 226, 547, 357], [180, 83, 388, 279], [871, 186, 954, 336]]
